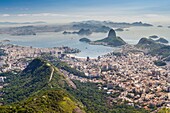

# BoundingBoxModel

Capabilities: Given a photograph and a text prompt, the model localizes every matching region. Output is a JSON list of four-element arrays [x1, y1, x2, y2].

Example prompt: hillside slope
[[0, 58, 85, 113]]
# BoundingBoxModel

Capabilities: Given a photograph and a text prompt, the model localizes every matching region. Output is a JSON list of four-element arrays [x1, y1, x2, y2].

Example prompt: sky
[[0, 0, 170, 24]]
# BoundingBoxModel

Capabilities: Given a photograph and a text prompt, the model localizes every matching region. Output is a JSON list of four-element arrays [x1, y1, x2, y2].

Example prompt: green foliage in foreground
[[0, 90, 84, 113], [158, 108, 170, 113]]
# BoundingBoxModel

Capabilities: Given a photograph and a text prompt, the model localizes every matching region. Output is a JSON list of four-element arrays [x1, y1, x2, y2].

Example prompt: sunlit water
[[0, 26, 170, 58]]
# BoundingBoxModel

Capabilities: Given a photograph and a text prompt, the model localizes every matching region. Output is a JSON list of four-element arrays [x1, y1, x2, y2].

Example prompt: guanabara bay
[[0, 0, 170, 113]]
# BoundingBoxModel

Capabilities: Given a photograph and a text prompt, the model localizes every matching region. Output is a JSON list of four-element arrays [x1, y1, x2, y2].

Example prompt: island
[[11, 29, 36, 36], [115, 28, 124, 32], [157, 25, 163, 27], [63, 28, 92, 36], [79, 38, 91, 43], [131, 22, 153, 26], [90, 29, 126, 47], [2, 40, 10, 42], [149, 35, 159, 39]]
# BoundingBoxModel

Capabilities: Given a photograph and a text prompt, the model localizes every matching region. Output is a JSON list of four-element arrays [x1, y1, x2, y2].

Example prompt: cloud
[[16, 13, 69, 17], [2, 14, 10, 17], [17, 14, 30, 17], [0, 12, 170, 25]]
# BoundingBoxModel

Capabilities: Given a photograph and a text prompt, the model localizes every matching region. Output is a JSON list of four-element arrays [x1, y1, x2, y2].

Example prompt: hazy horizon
[[0, 0, 170, 25]]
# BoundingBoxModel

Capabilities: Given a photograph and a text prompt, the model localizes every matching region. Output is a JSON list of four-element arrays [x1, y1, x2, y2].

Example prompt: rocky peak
[[108, 29, 116, 38]]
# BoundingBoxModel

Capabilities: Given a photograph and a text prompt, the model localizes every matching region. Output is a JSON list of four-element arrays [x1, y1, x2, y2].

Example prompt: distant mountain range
[[0, 20, 153, 36], [72, 20, 153, 28]]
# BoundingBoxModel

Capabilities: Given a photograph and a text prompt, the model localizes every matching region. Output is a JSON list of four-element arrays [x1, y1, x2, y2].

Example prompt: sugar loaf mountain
[[90, 29, 126, 47]]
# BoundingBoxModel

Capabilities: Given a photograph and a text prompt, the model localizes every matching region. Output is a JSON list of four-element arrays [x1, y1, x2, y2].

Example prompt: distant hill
[[63, 28, 92, 36], [90, 29, 126, 47], [0, 20, 153, 35], [72, 20, 153, 28], [131, 22, 152, 26], [136, 38, 164, 50], [136, 37, 170, 59]]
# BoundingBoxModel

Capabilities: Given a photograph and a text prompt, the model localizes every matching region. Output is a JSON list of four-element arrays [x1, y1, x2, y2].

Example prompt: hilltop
[[136, 38, 164, 50]]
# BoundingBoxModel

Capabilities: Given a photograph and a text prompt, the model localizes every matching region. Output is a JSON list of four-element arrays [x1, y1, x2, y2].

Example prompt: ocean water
[[0, 26, 170, 58]]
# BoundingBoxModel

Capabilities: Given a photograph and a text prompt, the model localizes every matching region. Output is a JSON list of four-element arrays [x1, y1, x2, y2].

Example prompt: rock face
[[108, 29, 116, 38]]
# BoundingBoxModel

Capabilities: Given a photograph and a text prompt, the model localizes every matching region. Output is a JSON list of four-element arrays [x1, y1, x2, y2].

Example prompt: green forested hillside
[[0, 58, 85, 113], [0, 90, 84, 113], [2, 58, 68, 104]]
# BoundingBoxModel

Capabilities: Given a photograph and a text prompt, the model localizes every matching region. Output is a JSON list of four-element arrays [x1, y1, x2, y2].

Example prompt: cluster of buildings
[[0, 44, 79, 73], [63, 47, 170, 110]]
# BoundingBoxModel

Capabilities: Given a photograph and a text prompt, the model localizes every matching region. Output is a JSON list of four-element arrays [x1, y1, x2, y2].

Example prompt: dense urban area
[[0, 43, 169, 112]]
